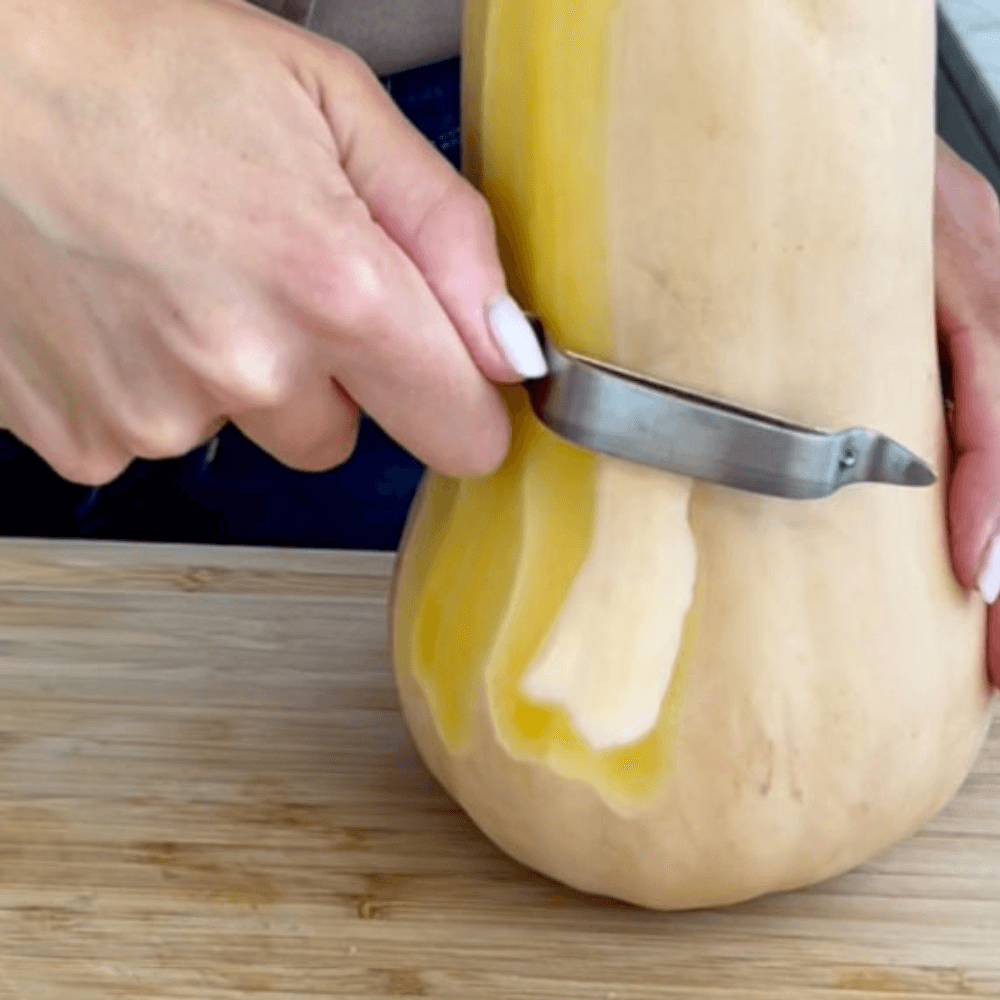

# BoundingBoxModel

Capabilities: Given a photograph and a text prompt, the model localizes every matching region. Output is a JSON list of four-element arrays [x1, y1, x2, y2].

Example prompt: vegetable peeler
[[521, 316, 936, 501]]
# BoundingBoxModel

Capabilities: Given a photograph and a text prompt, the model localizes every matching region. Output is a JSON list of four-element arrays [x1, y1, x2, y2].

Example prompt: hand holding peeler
[[520, 317, 936, 501]]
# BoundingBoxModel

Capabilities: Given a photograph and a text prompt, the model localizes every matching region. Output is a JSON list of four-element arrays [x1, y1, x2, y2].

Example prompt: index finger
[[304, 40, 546, 384], [299, 196, 513, 478]]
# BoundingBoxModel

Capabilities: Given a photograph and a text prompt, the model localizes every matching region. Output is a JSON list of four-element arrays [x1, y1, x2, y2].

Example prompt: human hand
[[0, 0, 544, 485], [934, 136, 1000, 688]]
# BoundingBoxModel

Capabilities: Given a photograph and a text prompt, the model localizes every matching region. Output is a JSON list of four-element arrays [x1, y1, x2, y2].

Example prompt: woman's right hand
[[0, 0, 545, 486]]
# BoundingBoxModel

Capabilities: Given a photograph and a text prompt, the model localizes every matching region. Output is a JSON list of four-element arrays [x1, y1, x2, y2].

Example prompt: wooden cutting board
[[0, 537, 996, 999]]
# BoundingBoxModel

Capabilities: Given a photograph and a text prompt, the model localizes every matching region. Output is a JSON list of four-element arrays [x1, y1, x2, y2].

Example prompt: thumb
[[313, 45, 547, 383]]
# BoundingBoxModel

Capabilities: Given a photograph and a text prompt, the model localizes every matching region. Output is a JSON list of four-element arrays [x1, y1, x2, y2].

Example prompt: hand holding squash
[[0, 0, 543, 486], [934, 138, 1000, 688]]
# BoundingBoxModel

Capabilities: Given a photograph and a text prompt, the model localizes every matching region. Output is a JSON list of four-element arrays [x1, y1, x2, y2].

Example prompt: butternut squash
[[389, 0, 996, 910]]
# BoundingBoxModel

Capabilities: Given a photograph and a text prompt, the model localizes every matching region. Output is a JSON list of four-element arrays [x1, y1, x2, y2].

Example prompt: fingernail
[[485, 294, 548, 379], [977, 530, 1000, 605]]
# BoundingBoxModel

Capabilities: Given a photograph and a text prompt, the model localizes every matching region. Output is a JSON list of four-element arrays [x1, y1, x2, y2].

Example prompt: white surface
[[941, 0, 1000, 97]]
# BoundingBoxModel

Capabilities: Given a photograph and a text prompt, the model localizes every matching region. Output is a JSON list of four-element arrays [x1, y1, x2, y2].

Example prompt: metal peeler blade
[[520, 316, 936, 501]]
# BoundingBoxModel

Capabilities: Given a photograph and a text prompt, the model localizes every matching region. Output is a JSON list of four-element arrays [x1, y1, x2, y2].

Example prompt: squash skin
[[389, 0, 996, 910]]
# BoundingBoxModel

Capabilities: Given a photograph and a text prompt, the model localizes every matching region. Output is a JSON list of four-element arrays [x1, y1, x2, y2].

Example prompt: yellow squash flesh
[[389, 0, 996, 910]]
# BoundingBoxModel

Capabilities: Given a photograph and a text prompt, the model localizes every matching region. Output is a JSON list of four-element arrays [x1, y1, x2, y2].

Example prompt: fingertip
[[440, 402, 512, 479], [418, 384, 512, 479], [474, 407, 514, 477], [948, 450, 1000, 593]]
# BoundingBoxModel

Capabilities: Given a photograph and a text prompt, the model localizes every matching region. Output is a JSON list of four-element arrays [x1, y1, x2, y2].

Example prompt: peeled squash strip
[[520, 463, 698, 752], [389, 0, 995, 911]]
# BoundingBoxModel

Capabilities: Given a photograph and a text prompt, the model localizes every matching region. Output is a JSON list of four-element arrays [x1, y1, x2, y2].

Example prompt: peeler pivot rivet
[[840, 446, 857, 470]]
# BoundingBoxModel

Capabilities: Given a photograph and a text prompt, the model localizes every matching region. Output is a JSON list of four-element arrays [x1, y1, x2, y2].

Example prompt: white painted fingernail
[[485, 295, 548, 379], [977, 532, 1000, 605]]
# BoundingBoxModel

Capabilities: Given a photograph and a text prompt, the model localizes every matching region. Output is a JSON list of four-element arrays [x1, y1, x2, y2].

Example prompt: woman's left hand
[[935, 136, 1000, 688]]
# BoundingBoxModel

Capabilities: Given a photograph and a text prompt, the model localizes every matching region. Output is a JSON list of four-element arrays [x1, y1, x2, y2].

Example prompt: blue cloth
[[0, 57, 463, 550]]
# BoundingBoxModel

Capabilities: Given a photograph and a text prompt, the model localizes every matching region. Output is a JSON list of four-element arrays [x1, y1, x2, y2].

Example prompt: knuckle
[[427, 182, 497, 249], [169, 301, 300, 411], [328, 41, 379, 88], [411, 183, 504, 294], [317, 40, 392, 113], [459, 186, 498, 239], [226, 341, 298, 410], [332, 253, 387, 331], [291, 239, 388, 334]]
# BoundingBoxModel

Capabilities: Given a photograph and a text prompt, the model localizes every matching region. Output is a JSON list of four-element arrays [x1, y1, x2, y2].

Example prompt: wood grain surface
[[0, 537, 996, 999]]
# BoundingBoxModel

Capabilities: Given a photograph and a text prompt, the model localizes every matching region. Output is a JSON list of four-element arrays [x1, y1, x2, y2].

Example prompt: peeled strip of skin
[[389, 0, 996, 911], [520, 461, 698, 752]]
